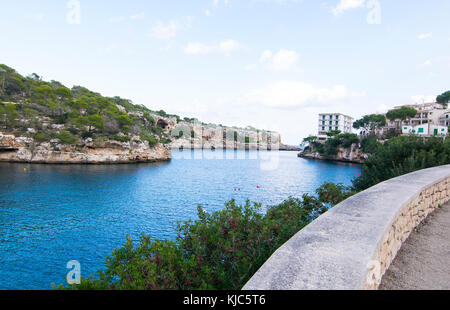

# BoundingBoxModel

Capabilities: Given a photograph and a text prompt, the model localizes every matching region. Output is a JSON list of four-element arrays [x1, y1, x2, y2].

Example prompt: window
[[322, 127, 325, 130], [418, 128, 424, 133]]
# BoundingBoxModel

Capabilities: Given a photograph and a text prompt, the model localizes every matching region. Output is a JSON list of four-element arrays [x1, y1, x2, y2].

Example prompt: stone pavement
[[380, 202, 450, 290]]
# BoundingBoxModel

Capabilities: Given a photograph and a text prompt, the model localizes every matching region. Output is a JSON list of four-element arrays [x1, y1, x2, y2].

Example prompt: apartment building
[[318, 113, 354, 140]]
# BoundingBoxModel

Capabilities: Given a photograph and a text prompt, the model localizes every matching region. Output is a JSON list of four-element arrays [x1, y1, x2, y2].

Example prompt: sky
[[0, 0, 449, 144]]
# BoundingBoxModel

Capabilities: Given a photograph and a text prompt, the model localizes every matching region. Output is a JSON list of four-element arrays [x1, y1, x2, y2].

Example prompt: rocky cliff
[[168, 122, 296, 151], [0, 132, 171, 164], [298, 143, 367, 164]]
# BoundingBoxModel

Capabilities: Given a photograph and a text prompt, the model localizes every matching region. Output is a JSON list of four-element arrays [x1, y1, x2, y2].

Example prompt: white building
[[402, 124, 448, 136], [318, 113, 354, 140], [387, 102, 447, 128], [387, 102, 449, 137]]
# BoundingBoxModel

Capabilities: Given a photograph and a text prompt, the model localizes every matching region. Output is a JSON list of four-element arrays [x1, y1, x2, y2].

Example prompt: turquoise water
[[0, 150, 360, 290]]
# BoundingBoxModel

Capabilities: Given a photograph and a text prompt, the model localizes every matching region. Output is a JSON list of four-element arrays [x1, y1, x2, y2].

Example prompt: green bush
[[34, 132, 51, 142], [316, 182, 355, 206], [113, 135, 130, 143], [60, 193, 336, 290], [308, 134, 359, 157], [360, 136, 380, 154], [353, 136, 450, 191], [57, 130, 78, 145]]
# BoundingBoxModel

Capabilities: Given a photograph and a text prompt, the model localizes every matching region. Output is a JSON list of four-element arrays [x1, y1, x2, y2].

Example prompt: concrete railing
[[243, 165, 450, 290]]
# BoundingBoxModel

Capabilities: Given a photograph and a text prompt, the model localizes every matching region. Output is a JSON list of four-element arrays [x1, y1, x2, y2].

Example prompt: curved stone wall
[[243, 165, 450, 290]]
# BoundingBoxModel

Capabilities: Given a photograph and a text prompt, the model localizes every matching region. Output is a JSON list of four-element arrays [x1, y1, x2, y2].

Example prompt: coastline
[[297, 152, 365, 165], [0, 132, 171, 164]]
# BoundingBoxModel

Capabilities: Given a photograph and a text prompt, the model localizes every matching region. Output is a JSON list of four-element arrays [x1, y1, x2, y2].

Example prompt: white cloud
[[205, 9, 211, 16], [184, 42, 213, 55], [418, 33, 432, 40], [219, 40, 241, 53], [259, 50, 273, 62], [411, 95, 436, 104], [332, 0, 366, 16], [148, 18, 193, 40], [260, 49, 299, 71], [130, 12, 145, 20], [213, 0, 229, 7], [110, 12, 145, 23], [242, 81, 364, 108], [148, 20, 180, 40], [184, 40, 241, 55], [418, 59, 433, 68]]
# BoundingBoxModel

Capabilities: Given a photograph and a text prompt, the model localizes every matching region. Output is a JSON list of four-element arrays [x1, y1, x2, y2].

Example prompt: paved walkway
[[380, 202, 450, 290]]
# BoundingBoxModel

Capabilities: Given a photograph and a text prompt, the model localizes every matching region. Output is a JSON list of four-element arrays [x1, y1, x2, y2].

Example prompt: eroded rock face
[[0, 132, 171, 164], [168, 122, 283, 150], [298, 144, 367, 164]]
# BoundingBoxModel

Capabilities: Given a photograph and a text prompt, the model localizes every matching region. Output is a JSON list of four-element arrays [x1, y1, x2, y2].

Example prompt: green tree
[[326, 130, 342, 137], [116, 114, 133, 128], [55, 86, 72, 102], [353, 114, 386, 136], [35, 85, 55, 106], [437, 91, 450, 105], [87, 114, 104, 132], [71, 99, 89, 112], [71, 116, 88, 130], [302, 136, 318, 145], [2, 103, 19, 129], [48, 100, 61, 117], [57, 130, 78, 145], [386, 107, 417, 131]]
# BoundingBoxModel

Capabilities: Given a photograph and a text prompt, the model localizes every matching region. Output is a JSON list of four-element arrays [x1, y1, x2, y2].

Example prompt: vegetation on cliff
[[0, 64, 179, 148], [0, 64, 282, 152], [302, 131, 359, 157]]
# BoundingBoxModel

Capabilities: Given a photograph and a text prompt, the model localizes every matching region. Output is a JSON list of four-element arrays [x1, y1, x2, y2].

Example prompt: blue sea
[[0, 150, 360, 290]]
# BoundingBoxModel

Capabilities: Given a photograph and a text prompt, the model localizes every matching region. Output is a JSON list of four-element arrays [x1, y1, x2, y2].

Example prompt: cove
[[0, 150, 360, 289]]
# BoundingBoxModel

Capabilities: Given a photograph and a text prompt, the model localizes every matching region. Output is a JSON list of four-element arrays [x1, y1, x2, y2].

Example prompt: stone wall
[[243, 165, 450, 290]]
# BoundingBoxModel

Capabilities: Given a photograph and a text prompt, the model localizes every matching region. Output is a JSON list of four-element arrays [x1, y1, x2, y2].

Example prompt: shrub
[[34, 132, 51, 142], [339, 133, 359, 148], [113, 135, 130, 143], [60, 193, 338, 290], [352, 136, 450, 191], [360, 136, 380, 154], [316, 182, 355, 206], [57, 130, 77, 145]]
